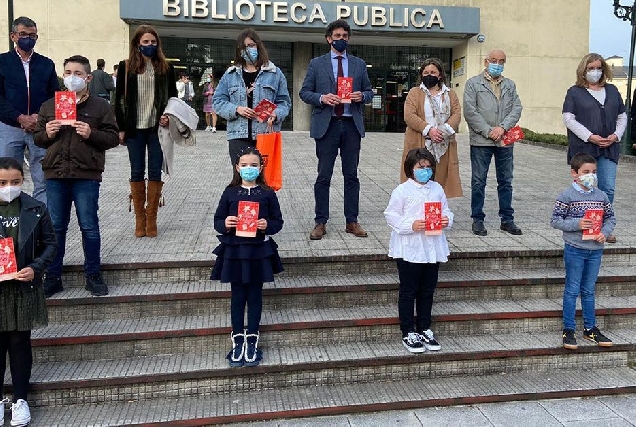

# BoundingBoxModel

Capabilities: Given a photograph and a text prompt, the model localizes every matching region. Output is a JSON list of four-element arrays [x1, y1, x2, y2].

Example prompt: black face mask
[[422, 75, 440, 89]]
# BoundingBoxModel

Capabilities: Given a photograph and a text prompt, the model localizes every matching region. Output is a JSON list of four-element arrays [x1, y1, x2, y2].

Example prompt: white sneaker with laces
[[1, 397, 9, 424], [11, 399, 31, 426], [211, 127, 216, 133], [204, 126, 211, 131], [419, 329, 441, 351]]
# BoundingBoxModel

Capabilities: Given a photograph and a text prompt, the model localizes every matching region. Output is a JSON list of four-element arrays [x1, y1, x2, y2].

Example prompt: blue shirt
[[330, 51, 351, 116]]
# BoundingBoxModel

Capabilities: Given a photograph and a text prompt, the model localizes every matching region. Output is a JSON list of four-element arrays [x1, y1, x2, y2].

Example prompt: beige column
[[293, 42, 312, 131]]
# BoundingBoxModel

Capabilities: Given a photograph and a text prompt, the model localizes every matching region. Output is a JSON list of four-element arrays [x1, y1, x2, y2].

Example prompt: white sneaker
[[1, 397, 9, 424], [11, 399, 30, 426], [204, 126, 210, 131], [211, 127, 216, 133]]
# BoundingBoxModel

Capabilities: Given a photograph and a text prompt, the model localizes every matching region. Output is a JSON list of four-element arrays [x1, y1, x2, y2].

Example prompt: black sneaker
[[562, 329, 577, 350], [402, 332, 426, 353], [472, 220, 487, 236], [583, 327, 613, 347], [85, 274, 108, 296], [42, 276, 63, 298], [419, 329, 441, 351]]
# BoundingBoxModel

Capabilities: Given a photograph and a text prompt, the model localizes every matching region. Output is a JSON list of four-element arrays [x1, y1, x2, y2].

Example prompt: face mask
[[578, 173, 597, 189], [17, 37, 36, 52], [206, 78, 211, 83], [422, 75, 440, 89], [239, 166, 260, 182], [331, 39, 348, 53], [0, 185, 21, 203], [138, 45, 157, 58], [586, 69, 603, 84], [413, 167, 433, 183], [487, 63, 504, 77], [241, 47, 258, 63], [63, 75, 87, 93]]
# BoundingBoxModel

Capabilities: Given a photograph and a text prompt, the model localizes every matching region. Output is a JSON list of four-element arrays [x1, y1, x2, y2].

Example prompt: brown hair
[[234, 29, 270, 69], [418, 58, 447, 85], [570, 152, 597, 172], [127, 25, 170, 75], [575, 53, 612, 87], [403, 148, 437, 181]]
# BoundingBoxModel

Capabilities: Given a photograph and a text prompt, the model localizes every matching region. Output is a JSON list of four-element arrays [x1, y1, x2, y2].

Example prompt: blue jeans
[[562, 244, 603, 330], [470, 145, 514, 223], [46, 179, 102, 277], [126, 128, 163, 182], [596, 155, 617, 204], [0, 122, 47, 204]]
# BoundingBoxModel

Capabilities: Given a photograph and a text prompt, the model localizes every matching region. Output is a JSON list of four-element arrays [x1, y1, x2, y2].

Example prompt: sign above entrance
[[121, 0, 480, 34]]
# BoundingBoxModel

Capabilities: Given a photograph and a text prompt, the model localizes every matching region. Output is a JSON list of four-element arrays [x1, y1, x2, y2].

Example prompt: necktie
[[335, 56, 344, 117]]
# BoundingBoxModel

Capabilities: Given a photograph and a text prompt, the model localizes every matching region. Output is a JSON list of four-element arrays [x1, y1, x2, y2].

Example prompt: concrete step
[[32, 296, 636, 363], [27, 366, 636, 425], [8, 330, 635, 407]]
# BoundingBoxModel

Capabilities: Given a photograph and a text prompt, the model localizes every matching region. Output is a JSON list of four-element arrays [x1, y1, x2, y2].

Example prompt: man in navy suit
[[300, 19, 373, 240]]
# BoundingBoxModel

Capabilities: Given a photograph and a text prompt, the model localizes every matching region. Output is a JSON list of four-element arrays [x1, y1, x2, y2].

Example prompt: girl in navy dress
[[211, 147, 284, 367]]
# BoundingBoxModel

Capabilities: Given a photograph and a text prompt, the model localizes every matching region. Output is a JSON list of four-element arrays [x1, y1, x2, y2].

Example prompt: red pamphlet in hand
[[0, 237, 18, 282], [55, 91, 77, 125], [502, 125, 524, 146], [582, 209, 604, 240], [424, 201, 443, 236], [236, 201, 260, 237], [253, 99, 277, 123], [337, 77, 353, 103]]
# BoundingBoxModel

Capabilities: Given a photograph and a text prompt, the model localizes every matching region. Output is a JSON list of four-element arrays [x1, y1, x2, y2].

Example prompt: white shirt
[[15, 49, 33, 88], [384, 178, 453, 263]]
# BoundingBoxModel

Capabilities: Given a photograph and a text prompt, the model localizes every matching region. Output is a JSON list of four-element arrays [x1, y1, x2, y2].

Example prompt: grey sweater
[[550, 183, 615, 250]]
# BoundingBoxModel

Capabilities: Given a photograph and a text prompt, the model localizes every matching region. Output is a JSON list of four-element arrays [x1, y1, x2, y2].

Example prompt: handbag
[[256, 131, 283, 191]]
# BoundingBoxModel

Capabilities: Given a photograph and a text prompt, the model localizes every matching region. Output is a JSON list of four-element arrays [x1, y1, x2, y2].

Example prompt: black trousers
[[231, 282, 264, 335], [396, 259, 439, 335], [0, 330, 32, 401]]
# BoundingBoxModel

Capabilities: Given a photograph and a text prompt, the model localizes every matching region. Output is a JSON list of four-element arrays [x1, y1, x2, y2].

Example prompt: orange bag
[[256, 131, 283, 191]]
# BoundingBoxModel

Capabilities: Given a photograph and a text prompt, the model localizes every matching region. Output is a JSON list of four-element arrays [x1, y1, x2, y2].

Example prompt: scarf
[[421, 83, 452, 163]]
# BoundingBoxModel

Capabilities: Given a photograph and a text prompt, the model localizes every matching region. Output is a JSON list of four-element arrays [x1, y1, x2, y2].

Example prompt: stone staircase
[[4, 249, 636, 426]]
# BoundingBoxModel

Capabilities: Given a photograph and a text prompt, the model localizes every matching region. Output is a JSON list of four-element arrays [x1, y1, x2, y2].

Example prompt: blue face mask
[[17, 37, 36, 52], [239, 166, 260, 182], [414, 167, 433, 183], [487, 63, 504, 77], [331, 39, 348, 53], [138, 45, 157, 58], [241, 47, 258, 64]]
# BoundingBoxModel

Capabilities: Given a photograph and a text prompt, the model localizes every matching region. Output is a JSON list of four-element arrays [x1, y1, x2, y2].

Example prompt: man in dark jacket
[[88, 59, 115, 101], [33, 55, 119, 297], [0, 16, 59, 205]]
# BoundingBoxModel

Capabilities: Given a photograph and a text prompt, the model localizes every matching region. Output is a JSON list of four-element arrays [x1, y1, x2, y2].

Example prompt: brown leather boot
[[146, 180, 164, 238], [129, 181, 146, 237]]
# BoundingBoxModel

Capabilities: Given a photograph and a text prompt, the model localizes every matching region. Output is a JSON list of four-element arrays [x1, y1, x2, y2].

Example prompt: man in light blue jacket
[[463, 49, 523, 237]]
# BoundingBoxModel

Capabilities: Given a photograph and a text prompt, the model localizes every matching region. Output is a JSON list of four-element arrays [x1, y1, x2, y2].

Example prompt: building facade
[[1, 0, 590, 133]]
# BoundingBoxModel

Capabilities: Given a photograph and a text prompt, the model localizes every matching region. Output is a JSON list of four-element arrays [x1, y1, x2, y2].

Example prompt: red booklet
[[337, 77, 353, 103], [424, 201, 443, 236], [582, 209, 604, 240], [0, 237, 18, 282], [502, 125, 524, 146], [55, 91, 77, 125], [253, 99, 277, 123], [236, 201, 259, 237]]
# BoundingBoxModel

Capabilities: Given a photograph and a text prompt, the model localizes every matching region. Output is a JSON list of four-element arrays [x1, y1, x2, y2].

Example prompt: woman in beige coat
[[401, 58, 462, 198]]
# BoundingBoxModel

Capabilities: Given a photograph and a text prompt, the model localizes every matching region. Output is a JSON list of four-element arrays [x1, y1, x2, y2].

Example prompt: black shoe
[[583, 326, 613, 347], [500, 221, 522, 235], [244, 332, 263, 367], [85, 274, 108, 296], [562, 329, 577, 350], [419, 329, 441, 351], [472, 220, 487, 236], [42, 276, 63, 298], [226, 332, 245, 367], [402, 332, 426, 353]]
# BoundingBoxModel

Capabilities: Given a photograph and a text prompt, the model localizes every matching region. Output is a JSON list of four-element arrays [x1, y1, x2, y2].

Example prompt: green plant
[[521, 127, 568, 146]]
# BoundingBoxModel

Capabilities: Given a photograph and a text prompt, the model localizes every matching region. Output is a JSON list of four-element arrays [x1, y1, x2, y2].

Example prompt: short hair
[[0, 157, 24, 177], [64, 55, 91, 75], [325, 20, 351, 39], [113, 64, 119, 71], [96, 59, 105, 68], [575, 53, 612, 87], [418, 57, 447, 85], [234, 28, 270, 69], [11, 16, 36, 33], [403, 148, 437, 181], [570, 153, 597, 172]]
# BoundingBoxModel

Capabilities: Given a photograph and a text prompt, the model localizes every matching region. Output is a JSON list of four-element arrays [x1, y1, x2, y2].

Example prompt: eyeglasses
[[487, 58, 505, 65], [245, 43, 257, 49], [14, 32, 38, 40]]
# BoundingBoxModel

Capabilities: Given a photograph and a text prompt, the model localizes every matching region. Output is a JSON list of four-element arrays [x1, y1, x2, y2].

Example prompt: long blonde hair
[[575, 53, 612, 87]]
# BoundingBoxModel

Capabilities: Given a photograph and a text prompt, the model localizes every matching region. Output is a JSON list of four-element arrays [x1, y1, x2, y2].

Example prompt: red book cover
[[424, 201, 443, 236], [582, 209, 604, 240], [502, 125, 524, 146], [55, 91, 77, 125], [253, 99, 277, 123], [337, 77, 353, 103], [236, 201, 259, 237], [0, 237, 18, 282]]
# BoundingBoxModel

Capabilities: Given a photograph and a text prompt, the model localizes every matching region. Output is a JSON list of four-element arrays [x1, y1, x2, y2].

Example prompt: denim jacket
[[213, 61, 291, 140]]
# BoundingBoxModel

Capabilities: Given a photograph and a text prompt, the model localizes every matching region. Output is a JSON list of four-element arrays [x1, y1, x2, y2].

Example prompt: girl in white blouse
[[384, 148, 453, 353]]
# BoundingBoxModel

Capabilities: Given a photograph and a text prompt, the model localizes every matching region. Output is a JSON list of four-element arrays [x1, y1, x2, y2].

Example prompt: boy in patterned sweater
[[551, 153, 616, 350]]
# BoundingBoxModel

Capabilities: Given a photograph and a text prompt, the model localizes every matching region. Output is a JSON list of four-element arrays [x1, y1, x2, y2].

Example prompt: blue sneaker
[[244, 332, 263, 367], [226, 332, 245, 367]]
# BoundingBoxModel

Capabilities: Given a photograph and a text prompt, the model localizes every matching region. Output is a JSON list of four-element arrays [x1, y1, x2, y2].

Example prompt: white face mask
[[0, 185, 21, 203], [63, 75, 87, 93], [586, 69, 602, 84]]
